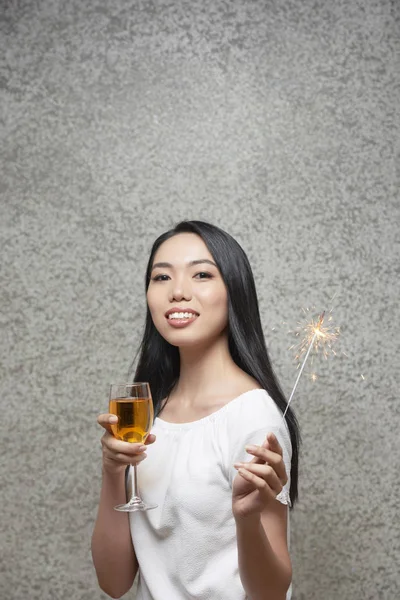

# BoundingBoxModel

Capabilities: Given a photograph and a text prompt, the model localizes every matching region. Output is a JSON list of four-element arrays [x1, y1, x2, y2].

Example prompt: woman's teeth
[[168, 312, 197, 319]]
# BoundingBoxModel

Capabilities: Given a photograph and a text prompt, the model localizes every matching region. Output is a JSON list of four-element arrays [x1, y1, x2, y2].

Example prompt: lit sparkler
[[282, 310, 340, 420], [288, 307, 340, 365]]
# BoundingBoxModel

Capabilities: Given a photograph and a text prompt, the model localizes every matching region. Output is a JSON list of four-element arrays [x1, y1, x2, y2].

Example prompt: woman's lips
[[166, 314, 199, 328]]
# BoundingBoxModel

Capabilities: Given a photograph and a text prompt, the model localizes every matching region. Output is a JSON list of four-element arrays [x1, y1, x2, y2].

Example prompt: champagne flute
[[109, 382, 157, 512]]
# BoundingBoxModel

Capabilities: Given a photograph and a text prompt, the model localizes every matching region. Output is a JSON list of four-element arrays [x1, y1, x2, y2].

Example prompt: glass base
[[114, 497, 158, 513]]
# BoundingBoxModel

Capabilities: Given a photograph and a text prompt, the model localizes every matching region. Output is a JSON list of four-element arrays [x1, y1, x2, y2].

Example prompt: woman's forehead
[[153, 233, 213, 263]]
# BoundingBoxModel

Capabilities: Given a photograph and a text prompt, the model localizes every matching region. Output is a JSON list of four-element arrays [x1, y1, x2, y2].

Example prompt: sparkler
[[288, 307, 340, 364], [282, 310, 340, 420]]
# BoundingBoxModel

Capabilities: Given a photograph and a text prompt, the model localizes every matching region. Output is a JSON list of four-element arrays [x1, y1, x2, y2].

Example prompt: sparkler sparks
[[289, 307, 340, 367], [282, 308, 340, 420]]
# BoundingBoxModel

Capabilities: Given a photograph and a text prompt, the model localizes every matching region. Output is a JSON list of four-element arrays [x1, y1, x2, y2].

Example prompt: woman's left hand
[[232, 432, 288, 520]]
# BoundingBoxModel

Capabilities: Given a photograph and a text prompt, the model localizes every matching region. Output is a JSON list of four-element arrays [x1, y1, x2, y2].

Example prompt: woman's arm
[[91, 414, 156, 598], [235, 502, 291, 600], [91, 468, 138, 599], [232, 432, 292, 600]]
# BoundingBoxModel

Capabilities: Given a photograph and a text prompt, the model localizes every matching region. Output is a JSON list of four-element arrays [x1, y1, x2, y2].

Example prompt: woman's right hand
[[97, 414, 156, 475]]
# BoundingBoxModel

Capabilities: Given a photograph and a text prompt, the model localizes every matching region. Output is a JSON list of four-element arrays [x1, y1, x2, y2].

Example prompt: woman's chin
[[162, 330, 227, 351], [168, 336, 205, 349], [159, 328, 206, 348], [156, 320, 228, 349]]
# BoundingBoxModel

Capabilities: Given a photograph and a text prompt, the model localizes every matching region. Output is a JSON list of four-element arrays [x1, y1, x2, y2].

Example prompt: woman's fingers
[[244, 443, 288, 485], [234, 462, 283, 496], [97, 415, 156, 445], [101, 430, 155, 464], [97, 413, 118, 434], [144, 433, 156, 445], [101, 433, 148, 468], [102, 432, 146, 455], [98, 414, 156, 472], [266, 432, 283, 455]]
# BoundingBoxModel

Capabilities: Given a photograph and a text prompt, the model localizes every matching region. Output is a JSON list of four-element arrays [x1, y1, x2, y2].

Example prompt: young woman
[[92, 220, 300, 600]]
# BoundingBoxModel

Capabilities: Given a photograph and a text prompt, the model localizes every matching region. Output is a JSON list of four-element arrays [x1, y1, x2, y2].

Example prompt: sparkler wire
[[282, 311, 325, 421], [282, 329, 318, 420]]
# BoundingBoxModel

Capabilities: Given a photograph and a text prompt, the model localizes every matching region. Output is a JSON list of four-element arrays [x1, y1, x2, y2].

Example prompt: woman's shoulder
[[223, 388, 292, 459], [223, 387, 282, 420]]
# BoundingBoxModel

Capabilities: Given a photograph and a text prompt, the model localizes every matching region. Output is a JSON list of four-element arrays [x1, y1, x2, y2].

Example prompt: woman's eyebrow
[[151, 259, 217, 270], [190, 259, 217, 268]]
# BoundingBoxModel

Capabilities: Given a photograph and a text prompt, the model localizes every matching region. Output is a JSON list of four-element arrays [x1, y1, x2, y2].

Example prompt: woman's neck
[[171, 334, 245, 406]]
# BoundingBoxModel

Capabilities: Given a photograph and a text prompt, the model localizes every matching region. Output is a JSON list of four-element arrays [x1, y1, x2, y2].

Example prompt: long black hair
[[133, 220, 300, 506]]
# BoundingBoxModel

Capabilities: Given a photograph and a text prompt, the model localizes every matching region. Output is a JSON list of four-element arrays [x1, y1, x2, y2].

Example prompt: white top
[[128, 388, 293, 600]]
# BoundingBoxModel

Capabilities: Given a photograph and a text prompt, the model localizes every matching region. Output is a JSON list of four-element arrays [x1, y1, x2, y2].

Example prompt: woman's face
[[147, 233, 229, 348]]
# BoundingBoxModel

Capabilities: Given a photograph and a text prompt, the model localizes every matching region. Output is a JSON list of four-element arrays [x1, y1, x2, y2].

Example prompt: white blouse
[[128, 388, 293, 600]]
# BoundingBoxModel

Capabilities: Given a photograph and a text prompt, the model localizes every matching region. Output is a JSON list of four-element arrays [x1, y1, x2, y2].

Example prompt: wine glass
[[109, 382, 157, 512]]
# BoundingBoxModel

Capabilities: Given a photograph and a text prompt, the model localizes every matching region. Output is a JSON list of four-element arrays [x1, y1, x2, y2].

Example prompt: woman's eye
[[152, 272, 212, 281], [152, 274, 170, 281]]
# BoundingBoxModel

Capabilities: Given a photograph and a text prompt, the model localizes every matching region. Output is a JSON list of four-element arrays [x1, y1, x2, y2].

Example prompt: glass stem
[[132, 465, 140, 501]]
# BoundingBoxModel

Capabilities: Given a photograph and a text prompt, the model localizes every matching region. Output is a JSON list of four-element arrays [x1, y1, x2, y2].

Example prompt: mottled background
[[1, 0, 399, 599]]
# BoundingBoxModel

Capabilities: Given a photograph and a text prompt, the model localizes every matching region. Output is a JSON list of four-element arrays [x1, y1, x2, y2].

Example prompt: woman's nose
[[169, 278, 192, 302]]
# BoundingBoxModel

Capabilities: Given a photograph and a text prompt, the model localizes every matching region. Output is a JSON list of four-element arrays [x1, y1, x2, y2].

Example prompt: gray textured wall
[[1, 1, 399, 599]]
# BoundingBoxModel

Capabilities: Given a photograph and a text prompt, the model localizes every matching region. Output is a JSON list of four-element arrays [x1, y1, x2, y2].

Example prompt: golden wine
[[109, 397, 153, 443]]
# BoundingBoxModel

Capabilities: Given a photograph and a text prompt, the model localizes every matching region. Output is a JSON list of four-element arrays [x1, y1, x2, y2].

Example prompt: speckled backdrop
[[1, 1, 399, 599]]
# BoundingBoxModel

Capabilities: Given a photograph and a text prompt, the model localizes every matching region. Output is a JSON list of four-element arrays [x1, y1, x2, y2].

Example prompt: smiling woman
[[92, 221, 300, 600], [147, 233, 229, 345]]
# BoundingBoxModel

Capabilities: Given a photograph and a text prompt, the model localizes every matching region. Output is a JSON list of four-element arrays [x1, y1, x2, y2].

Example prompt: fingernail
[[234, 462, 244, 469], [138, 445, 147, 452], [245, 445, 257, 452], [109, 416, 118, 423]]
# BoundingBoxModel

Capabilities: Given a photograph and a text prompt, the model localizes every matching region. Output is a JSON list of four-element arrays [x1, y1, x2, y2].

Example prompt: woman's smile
[[165, 308, 200, 328]]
